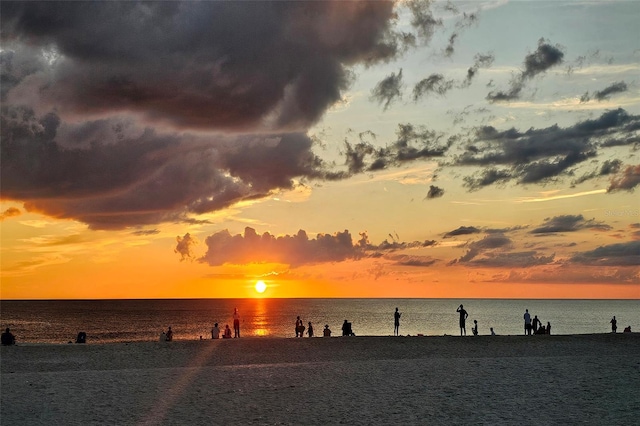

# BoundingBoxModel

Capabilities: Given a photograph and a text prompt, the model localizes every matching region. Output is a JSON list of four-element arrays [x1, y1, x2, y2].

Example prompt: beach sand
[[2, 334, 639, 425]]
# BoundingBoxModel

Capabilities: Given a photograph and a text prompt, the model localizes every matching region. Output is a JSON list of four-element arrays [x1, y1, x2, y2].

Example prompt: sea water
[[0, 298, 638, 344]]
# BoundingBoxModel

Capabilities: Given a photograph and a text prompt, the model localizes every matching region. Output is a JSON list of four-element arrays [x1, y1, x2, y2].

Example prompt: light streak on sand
[[514, 189, 606, 203]]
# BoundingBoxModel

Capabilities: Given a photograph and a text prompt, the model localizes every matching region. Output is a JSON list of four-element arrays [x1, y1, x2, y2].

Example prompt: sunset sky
[[1, 0, 639, 300]]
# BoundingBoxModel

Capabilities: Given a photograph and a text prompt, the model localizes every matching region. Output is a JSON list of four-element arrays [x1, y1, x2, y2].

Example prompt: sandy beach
[[2, 334, 639, 425]]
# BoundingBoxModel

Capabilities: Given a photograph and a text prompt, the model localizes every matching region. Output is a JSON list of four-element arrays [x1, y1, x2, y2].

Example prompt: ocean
[[1, 298, 638, 344]]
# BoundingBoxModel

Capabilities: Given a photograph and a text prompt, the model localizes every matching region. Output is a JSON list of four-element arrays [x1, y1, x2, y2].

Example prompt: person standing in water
[[394, 307, 401, 336], [233, 308, 241, 338], [457, 304, 468, 336]]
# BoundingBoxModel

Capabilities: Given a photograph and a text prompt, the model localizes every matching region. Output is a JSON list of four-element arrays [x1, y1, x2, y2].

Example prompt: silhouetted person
[[394, 307, 401, 336], [1, 328, 15, 345], [611, 316, 617, 333], [532, 315, 540, 334], [233, 308, 240, 338], [223, 324, 232, 338], [76, 331, 86, 344], [166, 326, 173, 341], [457, 305, 468, 336], [307, 322, 314, 338], [211, 323, 220, 339], [490, 327, 496, 336], [295, 316, 304, 337], [623, 326, 631, 333], [546, 322, 551, 335], [323, 324, 332, 337], [342, 320, 353, 336], [524, 309, 532, 336], [472, 320, 478, 336]]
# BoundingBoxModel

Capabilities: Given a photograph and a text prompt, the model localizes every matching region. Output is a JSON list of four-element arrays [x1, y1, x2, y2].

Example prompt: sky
[[1, 0, 639, 300]]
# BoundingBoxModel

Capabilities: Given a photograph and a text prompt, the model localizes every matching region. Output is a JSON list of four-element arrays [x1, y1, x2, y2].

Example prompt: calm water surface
[[1, 298, 638, 343]]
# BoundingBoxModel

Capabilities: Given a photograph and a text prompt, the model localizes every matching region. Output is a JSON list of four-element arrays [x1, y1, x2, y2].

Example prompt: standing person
[[1, 328, 16, 345], [524, 309, 532, 336], [457, 304, 468, 336], [532, 315, 541, 334], [233, 307, 240, 338], [610, 316, 617, 333], [472, 320, 478, 336], [546, 322, 551, 335], [166, 326, 173, 341], [211, 323, 220, 339], [295, 316, 304, 337], [307, 322, 314, 337], [394, 307, 401, 336]]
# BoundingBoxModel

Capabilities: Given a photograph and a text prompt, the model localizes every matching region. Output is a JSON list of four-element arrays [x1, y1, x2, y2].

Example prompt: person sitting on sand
[[159, 331, 167, 342], [307, 322, 314, 338], [211, 323, 220, 339], [223, 324, 232, 338], [166, 326, 173, 342], [472, 320, 478, 336], [623, 326, 631, 333], [611, 316, 617, 333], [490, 327, 496, 336], [536, 325, 546, 335], [323, 325, 331, 337], [342, 320, 354, 336], [1, 328, 15, 345]]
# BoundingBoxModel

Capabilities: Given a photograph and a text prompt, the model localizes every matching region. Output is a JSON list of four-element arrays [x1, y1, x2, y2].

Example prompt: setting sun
[[255, 280, 267, 294]]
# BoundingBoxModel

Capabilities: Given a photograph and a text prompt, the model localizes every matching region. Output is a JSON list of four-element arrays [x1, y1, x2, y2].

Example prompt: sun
[[255, 280, 267, 294]]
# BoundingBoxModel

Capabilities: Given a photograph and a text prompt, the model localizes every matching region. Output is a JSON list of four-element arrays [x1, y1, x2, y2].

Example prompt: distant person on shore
[[524, 309, 532, 336], [295, 316, 304, 337], [166, 327, 173, 342], [307, 322, 314, 338], [394, 307, 401, 336], [536, 324, 546, 335], [623, 326, 631, 333], [342, 320, 354, 336], [159, 330, 167, 342], [76, 331, 86, 344], [457, 305, 468, 336], [472, 320, 478, 336], [233, 308, 240, 338], [211, 323, 220, 339], [223, 324, 232, 338], [1, 328, 16, 346], [611, 316, 617, 333], [546, 322, 551, 335], [323, 324, 331, 337], [490, 327, 496, 336], [532, 315, 541, 334]]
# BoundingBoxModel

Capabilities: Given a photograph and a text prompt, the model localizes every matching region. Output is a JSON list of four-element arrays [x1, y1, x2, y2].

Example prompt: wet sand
[[1, 334, 639, 425]]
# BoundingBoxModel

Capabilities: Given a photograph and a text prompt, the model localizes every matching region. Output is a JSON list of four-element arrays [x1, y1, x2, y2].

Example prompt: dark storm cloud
[[570, 241, 640, 267], [608, 165, 640, 192], [456, 108, 640, 189], [443, 226, 481, 238], [580, 81, 628, 103], [486, 38, 564, 102], [426, 185, 445, 199], [1, 1, 406, 131], [452, 233, 512, 263], [530, 215, 611, 234], [342, 123, 452, 172], [0, 207, 21, 221], [2, 1, 424, 229], [413, 74, 455, 100], [1, 106, 339, 229], [370, 69, 404, 110], [572, 159, 622, 186]]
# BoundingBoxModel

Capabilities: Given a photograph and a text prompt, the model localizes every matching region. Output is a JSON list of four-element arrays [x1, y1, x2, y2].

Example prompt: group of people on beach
[[523, 309, 551, 335], [611, 316, 632, 333], [208, 307, 241, 339]]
